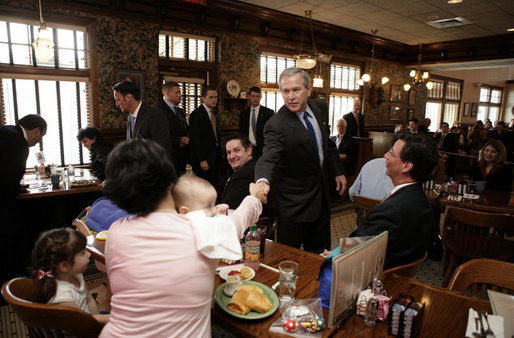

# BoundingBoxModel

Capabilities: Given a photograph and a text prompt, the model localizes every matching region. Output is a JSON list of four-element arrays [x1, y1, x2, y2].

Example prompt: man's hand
[[335, 175, 347, 196], [216, 203, 229, 215], [339, 154, 347, 161], [250, 182, 269, 204], [200, 160, 209, 171], [180, 136, 189, 147]]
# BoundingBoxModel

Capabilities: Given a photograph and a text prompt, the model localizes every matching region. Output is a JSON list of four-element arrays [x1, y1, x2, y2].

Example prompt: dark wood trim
[[100, 128, 125, 146], [0, 65, 90, 78], [158, 59, 218, 71], [88, 21, 100, 128]]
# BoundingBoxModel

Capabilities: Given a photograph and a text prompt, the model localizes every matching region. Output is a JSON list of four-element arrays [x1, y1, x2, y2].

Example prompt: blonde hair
[[172, 175, 215, 210]]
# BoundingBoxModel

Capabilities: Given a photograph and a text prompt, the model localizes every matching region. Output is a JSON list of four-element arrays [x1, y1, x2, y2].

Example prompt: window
[[425, 77, 462, 131], [159, 31, 214, 62], [0, 19, 91, 168], [259, 53, 296, 112], [328, 63, 360, 135], [162, 76, 204, 118], [477, 86, 503, 123]]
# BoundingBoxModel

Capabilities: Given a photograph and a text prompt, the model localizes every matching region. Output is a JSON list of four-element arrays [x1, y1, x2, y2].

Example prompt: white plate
[[227, 80, 240, 97], [219, 265, 255, 281]]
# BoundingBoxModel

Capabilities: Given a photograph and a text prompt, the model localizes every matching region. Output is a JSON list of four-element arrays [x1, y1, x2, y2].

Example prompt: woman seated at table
[[469, 139, 512, 191], [99, 139, 263, 337]]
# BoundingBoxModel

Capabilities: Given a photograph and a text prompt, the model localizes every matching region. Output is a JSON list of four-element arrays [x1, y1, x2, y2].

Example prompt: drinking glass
[[278, 261, 298, 304]]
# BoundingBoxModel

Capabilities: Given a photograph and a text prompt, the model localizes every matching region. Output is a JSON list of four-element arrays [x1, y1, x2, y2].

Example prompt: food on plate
[[95, 230, 108, 241], [226, 267, 253, 280], [227, 284, 273, 315], [73, 180, 96, 185]]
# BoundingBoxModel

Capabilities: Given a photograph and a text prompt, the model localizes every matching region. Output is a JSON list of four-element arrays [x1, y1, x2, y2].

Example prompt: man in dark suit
[[351, 133, 439, 269], [238, 87, 274, 159], [113, 81, 171, 157], [1, 114, 46, 283], [343, 99, 365, 137], [158, 81, 189, 174], [189, 85, 222, 190], [434, 122, 458, 178], [330, 119, 357, 175], [255, 67, 346, 254]]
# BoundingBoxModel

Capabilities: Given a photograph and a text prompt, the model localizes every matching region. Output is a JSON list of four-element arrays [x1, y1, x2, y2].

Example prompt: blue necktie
[[129, 115, 136, 137], [303, 111, 319, 156], [251, 108, 257, 137]]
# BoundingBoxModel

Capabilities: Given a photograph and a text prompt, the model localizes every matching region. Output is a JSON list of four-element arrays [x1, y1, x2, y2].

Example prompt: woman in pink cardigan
[[99, 139, 263, 337]]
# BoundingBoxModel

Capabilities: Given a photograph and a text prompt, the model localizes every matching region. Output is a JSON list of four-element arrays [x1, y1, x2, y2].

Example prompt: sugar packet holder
[[269, 298, 324, 337], [388, 294, 425, 338]]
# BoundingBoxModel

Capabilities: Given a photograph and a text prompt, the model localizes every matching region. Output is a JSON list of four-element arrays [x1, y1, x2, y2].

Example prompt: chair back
[[352, 195, 382, 226], [447, 259, 514, 298], [441, 207, 514, 259], [1, 277, 104, 338], [383, 251, 427, 278]]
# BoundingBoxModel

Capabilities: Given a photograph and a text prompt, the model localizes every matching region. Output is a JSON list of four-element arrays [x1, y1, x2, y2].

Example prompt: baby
[[172, 175, 225, 216]]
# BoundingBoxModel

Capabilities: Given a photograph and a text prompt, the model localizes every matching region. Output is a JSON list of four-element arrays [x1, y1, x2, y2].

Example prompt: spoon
[[481, 311, 495, 337]]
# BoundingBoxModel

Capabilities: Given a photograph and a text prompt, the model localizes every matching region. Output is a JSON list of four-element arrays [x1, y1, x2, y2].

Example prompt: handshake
[[249, 182, 270, 204]]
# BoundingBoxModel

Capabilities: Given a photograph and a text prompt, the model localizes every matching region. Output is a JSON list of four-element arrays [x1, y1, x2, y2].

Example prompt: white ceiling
[[239, 0, 514, 45]]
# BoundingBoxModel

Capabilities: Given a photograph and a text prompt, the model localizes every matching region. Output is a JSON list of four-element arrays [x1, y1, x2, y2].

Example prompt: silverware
[[472, 318, 482, 338], [481, 311, 495, 337], [478, 311, 486, 337]]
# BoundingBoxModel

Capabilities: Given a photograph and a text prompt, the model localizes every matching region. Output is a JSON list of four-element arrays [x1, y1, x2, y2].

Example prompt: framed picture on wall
[[463, 102, 470, 117], [390, 85, 403, 102], [407, 108, 414, 120], [408, 89, 416, 105], [115, 69, 145, 101], [471, 102, 478, 117], [390, 105, 401, 120]]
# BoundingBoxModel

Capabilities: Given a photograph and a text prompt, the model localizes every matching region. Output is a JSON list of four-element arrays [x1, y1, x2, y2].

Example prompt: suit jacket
[[351, 183, 432, 269], [221, 159, 256, 209], [89, 140, 113, 181], [0, 125, 29, 201], [434, 132, 459, 153], [126, 103, 171, 158], [189, 104, 221, 172], [255, 100, 344, 222], [343, 111, 365, 137], [157, 100, 190, 173], [330, 133, 357, 175], [238, 105, 274, 159]]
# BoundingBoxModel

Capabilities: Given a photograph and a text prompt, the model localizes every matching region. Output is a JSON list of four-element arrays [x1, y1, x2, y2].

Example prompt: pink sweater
[[99, 196, 261, 337]]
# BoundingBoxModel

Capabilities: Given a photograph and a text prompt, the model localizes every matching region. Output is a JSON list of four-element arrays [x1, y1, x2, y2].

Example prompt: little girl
[[31, 228, 109, 324]]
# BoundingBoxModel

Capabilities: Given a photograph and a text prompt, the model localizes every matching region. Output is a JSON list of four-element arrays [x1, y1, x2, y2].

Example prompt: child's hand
[[216, 203, 229, 215], [250, 182, 268, 204]]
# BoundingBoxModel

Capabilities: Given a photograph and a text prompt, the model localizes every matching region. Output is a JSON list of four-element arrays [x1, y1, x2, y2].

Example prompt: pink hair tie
[[37, 270, 54, 280]]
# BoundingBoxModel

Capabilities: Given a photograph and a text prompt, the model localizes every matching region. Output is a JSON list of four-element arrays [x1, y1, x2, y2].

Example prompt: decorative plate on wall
[[227, 80, 241, 98]]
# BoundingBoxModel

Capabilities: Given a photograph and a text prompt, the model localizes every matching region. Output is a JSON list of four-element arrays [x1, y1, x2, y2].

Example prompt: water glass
[[278, 261, 298, 304]]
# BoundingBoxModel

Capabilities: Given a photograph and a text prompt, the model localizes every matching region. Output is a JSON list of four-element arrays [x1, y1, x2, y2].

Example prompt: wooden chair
[[1, 277, 104, 338], [441, 207, 514, 287], [383, 251, 427, 278], [447, 259, 514, 298], [352, 195, 382, 226]]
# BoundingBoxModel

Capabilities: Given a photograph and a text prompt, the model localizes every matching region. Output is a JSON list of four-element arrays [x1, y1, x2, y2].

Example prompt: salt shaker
[[364, 297, 379, 327]]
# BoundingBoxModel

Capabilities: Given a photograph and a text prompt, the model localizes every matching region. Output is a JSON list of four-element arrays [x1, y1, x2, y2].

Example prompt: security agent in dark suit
[[330, 119, 357, 176], [189, 86, 222, 190], [1, 114, 46, 283], [238, 87, 274, 160], [158, 81, 190, 174], [351, 133, 439, 269], [343, 99, 365, 137], [113, 81, 171, 158], [255, 67, 346, 254]]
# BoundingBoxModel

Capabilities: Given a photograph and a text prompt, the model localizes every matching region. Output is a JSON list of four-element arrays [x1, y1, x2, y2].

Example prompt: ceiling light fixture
[[32, 0, 54, 62], [294, 10, 318, 70], [358, 29, 390, 87], [447, 0, 463, 4], [403, 43, 433, 92], [507, 28, 514, 32]]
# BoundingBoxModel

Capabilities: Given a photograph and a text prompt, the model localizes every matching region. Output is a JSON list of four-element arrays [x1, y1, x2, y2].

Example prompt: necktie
[[354, 113, 360, 136], [303, 111, 319, 157], [173, 106, 185, 129], [210, 110, 218, 140], [129, 115, 136, 137], [251, 108, 257, 137]]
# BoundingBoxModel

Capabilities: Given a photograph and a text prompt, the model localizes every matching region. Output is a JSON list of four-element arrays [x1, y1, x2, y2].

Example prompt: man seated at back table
[[351, 133, 439, 269]]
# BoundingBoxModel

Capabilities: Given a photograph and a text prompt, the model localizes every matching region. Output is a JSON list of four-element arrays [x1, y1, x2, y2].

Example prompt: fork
[[481, 311, 495, 337]]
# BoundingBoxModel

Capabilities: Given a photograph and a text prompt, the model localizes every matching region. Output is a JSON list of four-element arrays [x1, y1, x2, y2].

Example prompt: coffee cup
[[50, 174, 62, 188], [224, 275, 241, 296]]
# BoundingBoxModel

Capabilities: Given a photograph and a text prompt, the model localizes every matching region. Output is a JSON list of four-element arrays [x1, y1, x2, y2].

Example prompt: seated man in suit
[[330, 119, 357, 175], [351, 133, 439, 269], [238, 87, 274, 160]]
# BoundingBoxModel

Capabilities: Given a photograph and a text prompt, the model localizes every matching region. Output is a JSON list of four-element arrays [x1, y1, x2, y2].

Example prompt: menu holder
[[327, 231, 388, 329]]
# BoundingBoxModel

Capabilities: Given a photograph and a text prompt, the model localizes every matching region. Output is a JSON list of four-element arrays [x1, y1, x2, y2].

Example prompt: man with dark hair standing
[[343, 99, 365, 137], [77, 126, 112, 180], [255, 67, 346, 254], [1, 114, 46, 283], [351, 133, 439, 269], [189, 85, 222, 189], [158, 81, 189, 174], [408, 118, 419, 133], [238, 87, 274, 159], [113, 81, 171, 157]]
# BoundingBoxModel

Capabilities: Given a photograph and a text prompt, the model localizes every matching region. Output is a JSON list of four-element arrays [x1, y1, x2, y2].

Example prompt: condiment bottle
[[244, 225, 260, 270]]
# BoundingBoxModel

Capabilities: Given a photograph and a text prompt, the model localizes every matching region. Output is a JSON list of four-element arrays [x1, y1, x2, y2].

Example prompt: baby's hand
[[250, 182, 268, 204], [216, 203, 229, 215]]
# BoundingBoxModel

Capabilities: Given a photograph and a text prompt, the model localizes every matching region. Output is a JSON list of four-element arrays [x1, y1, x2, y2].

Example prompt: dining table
[[16, 172, 102, 200], [87, 237, 493, 337], [439, 189, 514, 214]]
